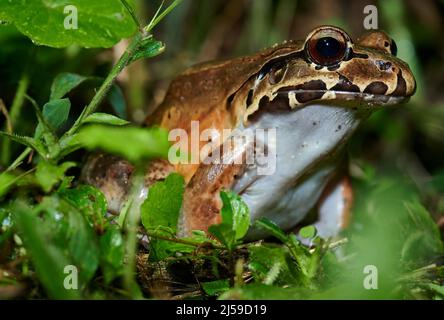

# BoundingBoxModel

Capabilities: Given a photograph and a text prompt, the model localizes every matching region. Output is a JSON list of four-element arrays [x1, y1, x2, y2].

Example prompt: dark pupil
[[315, 37, 341, 58]]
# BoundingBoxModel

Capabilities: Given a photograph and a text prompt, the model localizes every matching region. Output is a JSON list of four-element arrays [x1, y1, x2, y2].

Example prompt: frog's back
[[146, 41, 303, 130]]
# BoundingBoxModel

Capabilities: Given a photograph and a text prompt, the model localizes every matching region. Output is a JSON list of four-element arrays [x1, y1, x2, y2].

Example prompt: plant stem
[[1, 74, 29, 165], [123, 168, 144, 299], [65, 33, 143, 137], [5, 147, 32, 172]]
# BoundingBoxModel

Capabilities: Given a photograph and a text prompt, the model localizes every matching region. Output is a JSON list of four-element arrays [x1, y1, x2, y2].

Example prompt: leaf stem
[[145, 0, 182, 33], [120, 0, 141, 30], [4, 148, 32, 172], [65, 32, 143, 137], [122, 168, 144, 299], [1, 74, 29, 165]]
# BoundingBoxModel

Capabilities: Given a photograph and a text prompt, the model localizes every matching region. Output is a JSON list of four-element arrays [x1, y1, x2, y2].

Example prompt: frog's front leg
[[312, 175, 353, 239], [178, 138, 249, 237]]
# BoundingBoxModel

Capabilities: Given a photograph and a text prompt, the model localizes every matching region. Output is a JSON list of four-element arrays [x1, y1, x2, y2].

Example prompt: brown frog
[[82, 26, 416, 239]]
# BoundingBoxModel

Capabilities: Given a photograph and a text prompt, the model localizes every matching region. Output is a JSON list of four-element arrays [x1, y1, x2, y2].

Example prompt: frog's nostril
[[390, 40, 398, 56], [376, 60, 392, 71]]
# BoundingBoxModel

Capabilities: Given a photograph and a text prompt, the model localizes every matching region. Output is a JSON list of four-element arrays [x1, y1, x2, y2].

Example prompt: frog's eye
[[305, 27, 351, 67]]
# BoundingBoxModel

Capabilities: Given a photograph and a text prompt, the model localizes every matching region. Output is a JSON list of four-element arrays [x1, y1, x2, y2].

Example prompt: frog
[[82, 26, 416, 240]]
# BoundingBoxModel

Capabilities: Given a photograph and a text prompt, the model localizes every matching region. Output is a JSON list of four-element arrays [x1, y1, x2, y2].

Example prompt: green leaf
[[62, 205, 100, 286], [35, 98, 71, 138], [401, 201, 444, 260], [0, 0, 138, 48], [141, 173, 185, 233], [35, 160, 76, 193], [100, 225, 124, 284], [208, 223, 236, 251], [33, 195, 101, 290], [130, 38, 165, 63], [219, 190, 250, 240], [254, 218, 288, 243], [248, 244, 300, 286], [220, 283, 304, 300], [0, 131, 44, 153], [207, 191, 250, 251], [26, 95, 58, 143], [148, 238, 195, 262], [140, 173, 186, 261], [0, 172, 15, 198], [299, 225, 317, 239], [75, 125, 170, 163], [109, 84, 127, 119], [201, 279, 230, 296], [427, 283, 444, 298], [50, 73, 87, 100], [59, 185, 108, 232], [253, 218, 317, 282], [13, 200, 80, 299], [83, 113, 129, 126]]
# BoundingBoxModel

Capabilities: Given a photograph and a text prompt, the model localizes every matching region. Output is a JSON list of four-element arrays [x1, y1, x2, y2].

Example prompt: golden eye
[[305, 26, 351, 67]]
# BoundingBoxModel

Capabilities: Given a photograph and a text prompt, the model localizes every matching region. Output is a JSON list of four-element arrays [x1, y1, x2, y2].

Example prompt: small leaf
[[109, 85, 127, 119], [141, 173, 186, 261], [59, 185, 108, 232], [141, 173, 185, 232], [26, 95, 58, 142], [35, 161, 76, 193], [220, 283, 303, 300], [35, 99, 71, 138], [0, 131, 43, 152], [254, 218, 288, 243], [299, 225, 317, 239], [75, 125, 170, 163], [100, 225, 124, 284], [130, 38, 165, 63], [208, 223, 236, 251], [148, 238, 195, 262], [50, 73, 87, 100], [201, 279, 230, 296], [248, 244, 299, 285], [427, 283, 444, 298], [62, 206, 100, 286], [219, 190, 250, 240], [83, 113, 129, 126], [0, 172, 15, 198]]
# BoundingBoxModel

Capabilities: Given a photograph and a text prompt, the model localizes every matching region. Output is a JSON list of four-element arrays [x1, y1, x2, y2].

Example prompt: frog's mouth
[[274, 88, 410, 109]]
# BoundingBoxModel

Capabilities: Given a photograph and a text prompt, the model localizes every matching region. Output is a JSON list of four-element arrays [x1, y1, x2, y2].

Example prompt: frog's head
[[242, 26, 416, 122]]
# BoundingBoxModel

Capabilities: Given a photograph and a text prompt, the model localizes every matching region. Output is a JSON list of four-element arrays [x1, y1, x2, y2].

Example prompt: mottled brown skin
[[178, 138, 249, 235], [83, 26, 416, 237], [147, 29, 414, 183], [146, 44, 298, 183]]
